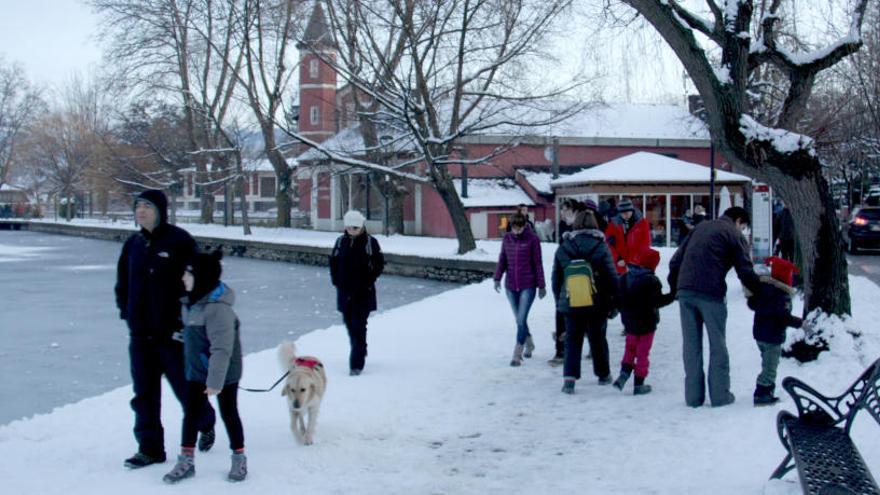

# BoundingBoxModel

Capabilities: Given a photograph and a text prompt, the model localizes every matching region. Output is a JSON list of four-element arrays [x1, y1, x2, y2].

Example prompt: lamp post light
[[379, 134, 394, 236]]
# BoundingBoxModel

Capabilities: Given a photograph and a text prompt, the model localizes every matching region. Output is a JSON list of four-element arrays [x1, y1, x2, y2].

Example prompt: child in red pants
[[613, 248, 674, 394]]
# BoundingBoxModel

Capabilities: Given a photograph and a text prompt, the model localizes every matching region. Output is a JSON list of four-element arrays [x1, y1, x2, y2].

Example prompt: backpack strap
[[562, 238, 602, 265]]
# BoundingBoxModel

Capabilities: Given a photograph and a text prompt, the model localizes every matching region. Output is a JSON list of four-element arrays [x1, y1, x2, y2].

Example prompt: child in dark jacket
[[612, 247, 674, 395], [746, 257, 803, 406]]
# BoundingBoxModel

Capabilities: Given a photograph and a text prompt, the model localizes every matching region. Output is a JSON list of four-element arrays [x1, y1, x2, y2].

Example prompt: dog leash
[[240, 371, 289, 393]]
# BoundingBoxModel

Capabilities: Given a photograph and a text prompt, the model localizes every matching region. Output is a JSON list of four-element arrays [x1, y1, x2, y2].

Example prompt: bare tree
[[92, 0, 244, 223], [0, 58, 44, 188], [290, 0, 587, 253], [222, 0, 307, 228], [617, 0, 871, 316]]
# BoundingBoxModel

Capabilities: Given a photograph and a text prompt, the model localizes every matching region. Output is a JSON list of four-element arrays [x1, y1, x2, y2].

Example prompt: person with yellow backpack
[[551, 210, 619, 394]]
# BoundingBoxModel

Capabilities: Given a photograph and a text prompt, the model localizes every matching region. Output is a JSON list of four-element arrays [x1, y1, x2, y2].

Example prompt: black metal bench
[[770, 357, 880, 494]]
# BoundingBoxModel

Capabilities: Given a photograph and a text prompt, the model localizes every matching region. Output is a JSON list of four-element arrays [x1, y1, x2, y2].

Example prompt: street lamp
[[379, 134, 393, 236]]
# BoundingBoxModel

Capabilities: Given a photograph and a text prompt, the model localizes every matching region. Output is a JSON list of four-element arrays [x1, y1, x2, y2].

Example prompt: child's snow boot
[[613, 366, 633, 391], [228, 452, 247, 482], [753, 383, 780, 407], [523, 336, 535, 358], [162, 454, 195, 484], [561, 378, 575, 394], [633, 376, 652, 395], [510, 344, 524, 367]]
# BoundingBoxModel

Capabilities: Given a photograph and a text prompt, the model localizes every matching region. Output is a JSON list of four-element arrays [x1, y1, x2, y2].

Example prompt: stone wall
[[16, 221, 492, 284]]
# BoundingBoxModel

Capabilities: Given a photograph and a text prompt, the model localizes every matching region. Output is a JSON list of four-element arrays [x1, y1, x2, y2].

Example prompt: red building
[[292, 4, 728, 240]]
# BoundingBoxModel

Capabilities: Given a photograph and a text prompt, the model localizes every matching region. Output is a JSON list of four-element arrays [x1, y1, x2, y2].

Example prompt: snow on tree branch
[[739, 114, 814, 156]]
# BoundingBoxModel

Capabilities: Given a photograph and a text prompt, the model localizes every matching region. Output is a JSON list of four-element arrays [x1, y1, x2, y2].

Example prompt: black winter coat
[[551, 229, 618, 315], [746, 277, 803, 345], [618, 266, 675, 334], [668, 216, 761, 300], [330, 232, 385, 314], [115, 222, 197, 338]]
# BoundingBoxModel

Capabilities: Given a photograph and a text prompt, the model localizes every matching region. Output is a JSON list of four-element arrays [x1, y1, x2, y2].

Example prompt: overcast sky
[[0, 0, 102, 90], [0, 0, 688, 104]]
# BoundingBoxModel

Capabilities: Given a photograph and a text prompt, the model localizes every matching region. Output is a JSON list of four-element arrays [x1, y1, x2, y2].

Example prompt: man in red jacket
[[605, 199, 651, 274]]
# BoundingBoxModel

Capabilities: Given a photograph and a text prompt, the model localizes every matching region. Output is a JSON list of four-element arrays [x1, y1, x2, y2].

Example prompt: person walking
[[745, 257, 803, 406], [115, 189, 216, 469], [668, 206, 762, 407], [330, 210, 385, 376], [494, 212, 546, 366], [612, 247, 674, 395], [552, 210, 618, 394], [605, 199, 652, 274], [506, 204, 536, 232], [163, 250, 247, 483], [549, 198, 582, 365]]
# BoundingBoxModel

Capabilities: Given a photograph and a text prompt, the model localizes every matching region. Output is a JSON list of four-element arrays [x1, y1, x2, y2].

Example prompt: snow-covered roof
[[297, 102, 708, 164], [0, 184, 24, 192], [496, 102, 709, 141], [550, 152, 752, 188], [453, 178, 534, 208], [296, 122, 416, 162], [518, 169, 586, 195], [246, 158, 284, 172]]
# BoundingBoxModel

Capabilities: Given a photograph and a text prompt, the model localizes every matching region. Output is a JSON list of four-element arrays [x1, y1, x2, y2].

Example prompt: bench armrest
[[781, 376, 848, 426]]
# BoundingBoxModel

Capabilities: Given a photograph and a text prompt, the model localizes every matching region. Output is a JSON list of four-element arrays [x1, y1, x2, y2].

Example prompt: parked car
[[845, 207, 880, 253]]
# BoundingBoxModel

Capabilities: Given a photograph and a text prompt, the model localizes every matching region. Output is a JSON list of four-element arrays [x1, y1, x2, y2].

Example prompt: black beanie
[[135, 189, 169, 226], [187, 250, 223, 303]]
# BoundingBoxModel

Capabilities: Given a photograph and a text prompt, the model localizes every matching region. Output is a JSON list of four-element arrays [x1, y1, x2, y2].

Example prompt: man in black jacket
[[115, 190, 215, 468], [668, 206, 761, 408]]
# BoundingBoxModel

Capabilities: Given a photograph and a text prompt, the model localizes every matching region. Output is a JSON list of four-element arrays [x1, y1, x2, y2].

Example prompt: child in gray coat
[[163, 250, 247, 484]]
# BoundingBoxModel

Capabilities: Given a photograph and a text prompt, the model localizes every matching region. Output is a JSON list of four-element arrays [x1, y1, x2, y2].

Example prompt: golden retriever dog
[[277, 342, 327, 445]]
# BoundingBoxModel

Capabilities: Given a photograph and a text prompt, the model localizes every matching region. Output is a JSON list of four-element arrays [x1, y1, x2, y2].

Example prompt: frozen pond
[[0, 231, 460, 425]]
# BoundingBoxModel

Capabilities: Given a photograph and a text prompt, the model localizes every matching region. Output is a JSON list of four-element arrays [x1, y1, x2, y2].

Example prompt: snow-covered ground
[[2, 242, 879, 494]]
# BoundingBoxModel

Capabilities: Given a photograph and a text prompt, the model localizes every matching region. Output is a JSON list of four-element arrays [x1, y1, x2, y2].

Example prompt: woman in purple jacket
[[494, 213, 547, 366]]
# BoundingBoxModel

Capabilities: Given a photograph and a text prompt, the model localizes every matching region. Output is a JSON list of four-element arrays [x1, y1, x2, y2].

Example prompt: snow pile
[[1, 248, 878, 494]]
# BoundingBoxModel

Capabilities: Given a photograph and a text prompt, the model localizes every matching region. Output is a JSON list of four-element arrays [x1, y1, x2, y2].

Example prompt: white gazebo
[[550, 152, 753, 247]]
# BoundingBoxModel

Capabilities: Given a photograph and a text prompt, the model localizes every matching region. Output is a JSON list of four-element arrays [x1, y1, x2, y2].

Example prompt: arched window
[[309, 59, 319, 79], [310, 106, 320, 125]]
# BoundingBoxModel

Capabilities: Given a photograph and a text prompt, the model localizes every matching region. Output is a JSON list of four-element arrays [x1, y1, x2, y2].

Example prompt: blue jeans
[[505, 287, 537, 345]]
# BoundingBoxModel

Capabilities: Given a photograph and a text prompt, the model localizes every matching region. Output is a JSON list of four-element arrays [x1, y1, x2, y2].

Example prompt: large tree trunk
[[274, 164, 292, 228], [375, 174, 407, 235], [724, 150, 850, 316], [431, 164, 476, 254], [200, 192, 215, 224]]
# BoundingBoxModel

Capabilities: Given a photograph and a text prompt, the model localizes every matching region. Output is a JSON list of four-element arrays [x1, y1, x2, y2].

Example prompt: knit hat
[[135, 189, 168, 226], [617, 200, 635, 213], [343, 210, 366, 228], [187, 250, 223, 303], [765, 256, 798, 286], [583, 198, 598, 212], [632, 247, 660, 272]]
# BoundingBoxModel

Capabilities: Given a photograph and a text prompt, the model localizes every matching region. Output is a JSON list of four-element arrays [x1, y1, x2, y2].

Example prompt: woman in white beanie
[[329, 210, 385, 375]]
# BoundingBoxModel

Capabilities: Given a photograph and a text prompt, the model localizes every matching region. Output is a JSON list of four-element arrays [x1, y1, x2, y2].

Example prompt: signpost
[[752, 183, 773, 261]]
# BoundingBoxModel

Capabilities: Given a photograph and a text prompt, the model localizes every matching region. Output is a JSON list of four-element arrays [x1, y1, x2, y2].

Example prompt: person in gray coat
[[668, 206, 761, 407], [163, 250, 247, 484]]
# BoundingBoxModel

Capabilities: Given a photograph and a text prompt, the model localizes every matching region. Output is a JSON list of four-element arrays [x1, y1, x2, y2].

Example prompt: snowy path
[[1, 250, 879, 494]]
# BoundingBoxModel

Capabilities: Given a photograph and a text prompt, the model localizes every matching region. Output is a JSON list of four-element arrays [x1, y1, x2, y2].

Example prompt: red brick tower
[[297, 3, 337, 145]]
